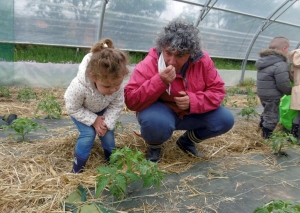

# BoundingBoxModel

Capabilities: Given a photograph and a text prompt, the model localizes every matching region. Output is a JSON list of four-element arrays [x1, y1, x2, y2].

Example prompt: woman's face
[[93, 77, 124, 95], [162, 47, 190, 73]]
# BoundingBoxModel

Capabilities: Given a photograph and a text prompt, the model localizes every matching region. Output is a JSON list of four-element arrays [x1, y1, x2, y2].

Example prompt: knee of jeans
[[79, 127, 96, 138], [138, 109, 174, 143], [75, 141, 94, 159], [223, 115, 235, 133], [140, 114, 173, 130], [218, 108, 235, 133], [100, 131, 116, 151], [77, 135, 96, 151], [216, 118, 234, 135], [141, 128, 172, 143]]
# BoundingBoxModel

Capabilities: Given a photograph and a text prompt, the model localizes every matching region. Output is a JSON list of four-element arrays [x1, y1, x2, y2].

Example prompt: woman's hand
[[174, 91, 190, 110], [92, 115, 108, 137], [159, 65, 176, 85]]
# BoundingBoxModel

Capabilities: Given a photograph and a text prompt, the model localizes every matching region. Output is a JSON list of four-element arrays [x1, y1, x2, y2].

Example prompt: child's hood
[[256, 49, 288, 69], [76, 53, 93, 87]]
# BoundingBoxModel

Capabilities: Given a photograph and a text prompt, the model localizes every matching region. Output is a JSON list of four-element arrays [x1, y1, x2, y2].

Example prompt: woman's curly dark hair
[[155, 19, 202, 57]]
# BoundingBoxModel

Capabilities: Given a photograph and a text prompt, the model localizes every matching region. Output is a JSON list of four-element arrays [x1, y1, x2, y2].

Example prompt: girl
[[64, 38, 129, 173]]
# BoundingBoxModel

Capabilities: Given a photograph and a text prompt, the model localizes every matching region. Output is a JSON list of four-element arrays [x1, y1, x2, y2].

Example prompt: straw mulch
[[0, 87, 253, 118], [0, 87, 69, 118], [0, 87, 282, 213]]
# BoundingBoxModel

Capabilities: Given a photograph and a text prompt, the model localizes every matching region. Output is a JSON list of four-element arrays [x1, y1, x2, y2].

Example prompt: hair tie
[[103, 43, 108, 48]]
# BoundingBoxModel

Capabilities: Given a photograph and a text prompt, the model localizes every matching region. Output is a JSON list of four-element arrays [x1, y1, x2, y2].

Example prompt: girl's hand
[[98, 127, 107, 137], [93, 115, 108, 136]]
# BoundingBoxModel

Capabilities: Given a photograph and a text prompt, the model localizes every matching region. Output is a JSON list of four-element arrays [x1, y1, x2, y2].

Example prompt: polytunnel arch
[[240, 0, 299, 83], [195, 0, 217, 26], [173, 0, 300, 84], [97, 0, 109, 41]]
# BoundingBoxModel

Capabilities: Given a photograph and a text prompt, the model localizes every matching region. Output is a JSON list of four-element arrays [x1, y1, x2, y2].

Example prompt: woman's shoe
[[176, 139, 205, 157], [146, 145, 161, 162]]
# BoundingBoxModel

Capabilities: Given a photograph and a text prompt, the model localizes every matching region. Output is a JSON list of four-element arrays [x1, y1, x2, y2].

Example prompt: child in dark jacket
[[256, 36, 292, 139]]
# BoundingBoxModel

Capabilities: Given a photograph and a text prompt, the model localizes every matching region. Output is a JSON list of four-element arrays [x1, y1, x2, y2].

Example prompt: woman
[[124, 19, 234, 162]]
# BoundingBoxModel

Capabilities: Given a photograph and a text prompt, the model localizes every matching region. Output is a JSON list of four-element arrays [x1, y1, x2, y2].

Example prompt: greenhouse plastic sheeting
[[0, 62, 255, 88], [0, 62, 78, 88], [0, 1, 14, 42], [0, 62, 134, 88], [0, 0, 300, 60], [0, 43, 14, 62]]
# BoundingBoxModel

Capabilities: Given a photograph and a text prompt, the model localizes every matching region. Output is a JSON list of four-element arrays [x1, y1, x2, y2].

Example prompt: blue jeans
[[71, 110, 116, 160], [137, 101, 234, 144]]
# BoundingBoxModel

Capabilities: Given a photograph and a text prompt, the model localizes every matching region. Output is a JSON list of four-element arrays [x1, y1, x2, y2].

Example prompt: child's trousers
[[71, 112, 116, 160], [260, 98, 280, 131]]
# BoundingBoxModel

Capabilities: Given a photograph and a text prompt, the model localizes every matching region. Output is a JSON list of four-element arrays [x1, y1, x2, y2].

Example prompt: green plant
[[221, 94, 229, 106], [264, 131, 298, 156], [245, 86, 258, 105], [114, 120, 124, 131], [237, 87, 259, 120], [238, 77, 255, 87], [0, 86, 11, 98], [1, 117, 47, 141], [254, 199, 300, 213], [95, 146, 166, 200], [230, 101, 238, 107], [35, 93, 61, 119], [226, 86, 247, 95], [17, 86, 38, 102], [226, 86, 239, 95], [238, 106, 259, 120]]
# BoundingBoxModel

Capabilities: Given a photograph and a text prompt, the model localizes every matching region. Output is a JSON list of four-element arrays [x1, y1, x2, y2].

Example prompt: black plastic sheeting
[[106, 150, 300, 213]]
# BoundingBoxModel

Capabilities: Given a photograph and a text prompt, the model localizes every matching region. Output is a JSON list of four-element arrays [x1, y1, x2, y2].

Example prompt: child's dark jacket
[[256, 49, 291, 100]]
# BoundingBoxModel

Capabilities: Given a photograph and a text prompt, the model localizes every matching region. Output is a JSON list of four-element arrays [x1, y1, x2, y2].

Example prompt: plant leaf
[[115, 173, 127, 193], [97, 166, 116, 175], [125, 171, 140, 182], [95, 176, 110, 198]]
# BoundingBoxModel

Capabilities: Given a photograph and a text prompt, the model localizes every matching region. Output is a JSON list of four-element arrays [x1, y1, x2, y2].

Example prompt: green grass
[[128, 52, 147, 65], [212, 57, 256, 70], [12, 44, 147, 65], [1, 43, 256, 70], [14, 44, 89, 64]]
